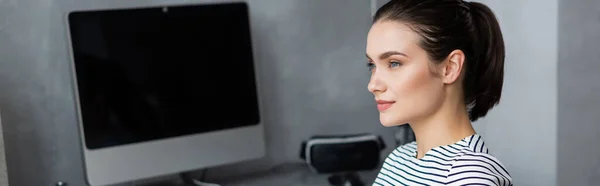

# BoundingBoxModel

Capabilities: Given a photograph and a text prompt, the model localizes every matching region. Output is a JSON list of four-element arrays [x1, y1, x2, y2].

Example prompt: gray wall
[[470, 0, 558, 185], [558, 0, 600, 185], [7, 0, 600, 186], [0, 0, 88, 185], [0, 0, 394, 185]]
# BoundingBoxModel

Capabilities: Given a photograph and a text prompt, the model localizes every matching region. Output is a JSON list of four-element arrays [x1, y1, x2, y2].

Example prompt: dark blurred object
[[327, 173, 364, 186], [394, 124, 415, 146], [299, 133, 386, 186]]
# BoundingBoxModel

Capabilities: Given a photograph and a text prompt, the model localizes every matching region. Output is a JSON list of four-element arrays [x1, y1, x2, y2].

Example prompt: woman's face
[[366, 21, 446, 127]]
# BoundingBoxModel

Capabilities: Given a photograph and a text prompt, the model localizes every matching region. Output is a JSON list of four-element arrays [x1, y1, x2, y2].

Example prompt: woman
[[366, 0, 512, 185]]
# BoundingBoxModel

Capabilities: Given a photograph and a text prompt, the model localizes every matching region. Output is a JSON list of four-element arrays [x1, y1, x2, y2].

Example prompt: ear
[[441, 50, 466, 84]]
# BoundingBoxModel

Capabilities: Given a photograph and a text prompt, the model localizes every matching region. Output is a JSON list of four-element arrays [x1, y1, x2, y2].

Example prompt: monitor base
[[135, 180, 220, 186], [134, 172, 220, 186]]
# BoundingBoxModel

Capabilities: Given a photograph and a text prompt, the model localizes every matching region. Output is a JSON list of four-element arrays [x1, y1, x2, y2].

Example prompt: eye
[[367, 62, 375, 71], [389, 61, 402, 68]]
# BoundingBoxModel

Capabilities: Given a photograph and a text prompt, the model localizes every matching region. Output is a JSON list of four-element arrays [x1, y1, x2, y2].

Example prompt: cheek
[[382, 64, 443, 124], [391, 64, 438, 99]]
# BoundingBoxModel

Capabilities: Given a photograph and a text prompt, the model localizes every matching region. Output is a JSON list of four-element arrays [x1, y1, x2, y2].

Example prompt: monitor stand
[[134, 172, 221, 186], [179, 173, 220, 186]]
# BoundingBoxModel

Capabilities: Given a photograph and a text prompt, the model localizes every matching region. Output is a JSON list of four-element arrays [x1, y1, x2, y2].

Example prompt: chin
[[379, 113, 409, 127]]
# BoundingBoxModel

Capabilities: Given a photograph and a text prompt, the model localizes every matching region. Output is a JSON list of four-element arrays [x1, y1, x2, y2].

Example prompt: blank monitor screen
[[68, 3, 260, 150]]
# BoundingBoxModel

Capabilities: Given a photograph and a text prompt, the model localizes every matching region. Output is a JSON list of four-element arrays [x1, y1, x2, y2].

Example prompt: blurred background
[[0, 0, 597, 185]]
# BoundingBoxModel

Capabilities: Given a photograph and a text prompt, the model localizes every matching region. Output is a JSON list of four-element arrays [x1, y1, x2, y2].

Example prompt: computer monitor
[[66, 2, 266, 185]]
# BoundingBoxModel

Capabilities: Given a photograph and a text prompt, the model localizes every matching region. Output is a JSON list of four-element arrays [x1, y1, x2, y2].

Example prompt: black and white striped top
[[373, 134, 512, 186]]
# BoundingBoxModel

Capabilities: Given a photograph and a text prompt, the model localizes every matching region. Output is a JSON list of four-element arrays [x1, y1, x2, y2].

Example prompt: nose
[[367, 71, 386, 94]]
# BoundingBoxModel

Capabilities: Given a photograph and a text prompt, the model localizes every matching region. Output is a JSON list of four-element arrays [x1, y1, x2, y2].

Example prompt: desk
[[216, 163, 380, 186]]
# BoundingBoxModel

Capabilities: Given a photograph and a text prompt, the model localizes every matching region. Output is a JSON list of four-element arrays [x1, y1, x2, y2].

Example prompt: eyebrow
[[366, 51, 410, 60]]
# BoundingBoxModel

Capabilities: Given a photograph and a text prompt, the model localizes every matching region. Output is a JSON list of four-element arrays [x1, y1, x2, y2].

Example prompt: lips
[[376, 100, 395, 111]]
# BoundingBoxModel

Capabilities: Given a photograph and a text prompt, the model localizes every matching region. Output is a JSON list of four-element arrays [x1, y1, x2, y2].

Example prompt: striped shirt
[[373, 134, 512, 186]]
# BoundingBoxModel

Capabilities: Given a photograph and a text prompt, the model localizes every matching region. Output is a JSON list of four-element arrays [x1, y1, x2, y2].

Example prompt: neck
[[408, 100, 475, 159]]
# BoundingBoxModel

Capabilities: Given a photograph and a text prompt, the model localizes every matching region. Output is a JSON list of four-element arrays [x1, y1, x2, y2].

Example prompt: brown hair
[[374, 0, 505, 121]]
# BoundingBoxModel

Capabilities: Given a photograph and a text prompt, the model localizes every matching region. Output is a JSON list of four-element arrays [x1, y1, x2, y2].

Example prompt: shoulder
[[397, 141, 417, 153], [387, 142, 417, 159], [379, 142, 417, 171], [446, 152, 513, 186]]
